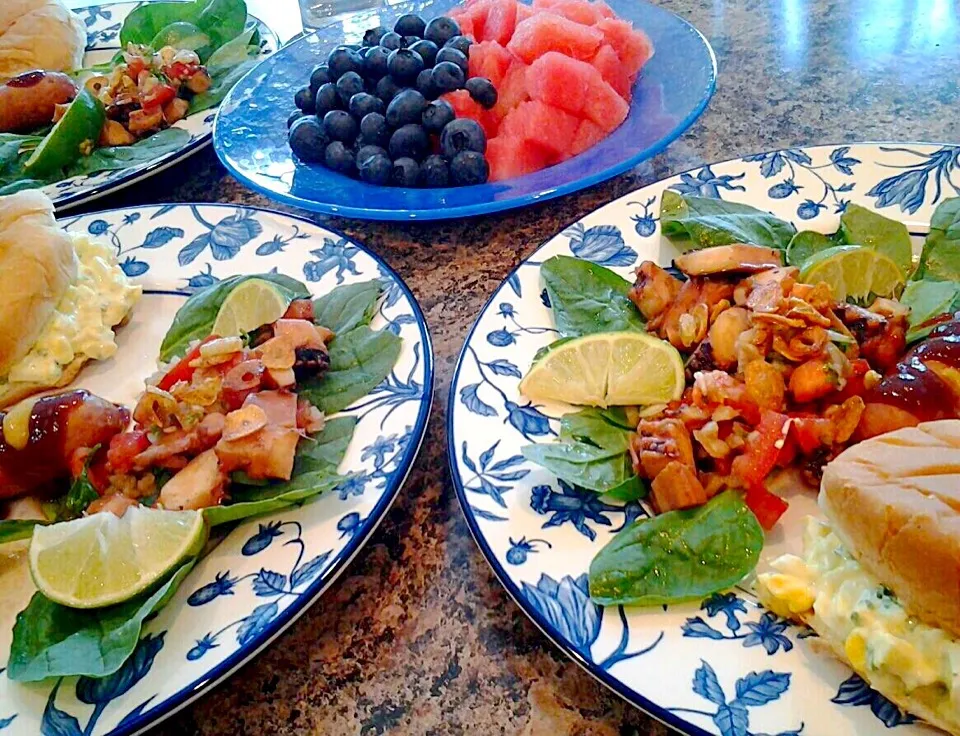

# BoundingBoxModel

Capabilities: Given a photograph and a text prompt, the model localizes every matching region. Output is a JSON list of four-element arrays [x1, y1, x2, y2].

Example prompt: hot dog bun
[[0, 0, 86, 81]]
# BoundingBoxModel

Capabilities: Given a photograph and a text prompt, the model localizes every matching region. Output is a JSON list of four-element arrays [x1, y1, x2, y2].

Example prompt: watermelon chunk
[[592, 0, 615, 19], [480, 0, 518, 44], [487, 135, 550, 180], [532, 0, 604, 25], [442, 90, 500, 139], [515, 1, 534, 23], [507, 12, 604, 63], [458, 14, 477, 39], [570, 119, 605, 155], [582, 77, 628, 131], [468, 40, 514, 86], [595, 18, 654, 79], [500, 100, 580, 161], [492, 59, 530, 118], [591, 43, 631, 100], [451, 0, 492, 41], [527, 51, 601, 115]]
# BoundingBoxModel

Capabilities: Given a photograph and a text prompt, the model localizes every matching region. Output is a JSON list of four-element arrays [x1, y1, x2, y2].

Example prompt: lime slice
[[29, 506, 206, 609], [212, 279, 290, 337], [23, 87, 106, 178], [519, 331, 684, 407], [798, 245, 904, 302]]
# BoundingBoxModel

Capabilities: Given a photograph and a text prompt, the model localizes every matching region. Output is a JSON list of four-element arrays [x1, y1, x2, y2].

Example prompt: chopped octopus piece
[[243, 390, 298, 428], [631, 417, 696, 479], [132, 412, 225, 471], [274, 319, 329, 349], [629, 261, 681, 321], [650, 461, 708, 513], [674, 244, 782, 277], [216, 426, 300, 480], [158, 449, 228, 511]]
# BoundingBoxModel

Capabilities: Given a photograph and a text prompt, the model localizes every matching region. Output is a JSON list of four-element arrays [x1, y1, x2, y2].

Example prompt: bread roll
[[820, 420, 960, 638], [0, 190, 77, 376], [0, 0, 87, 81]]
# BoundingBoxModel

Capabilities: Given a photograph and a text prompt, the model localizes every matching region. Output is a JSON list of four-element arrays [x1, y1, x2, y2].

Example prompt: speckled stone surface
[[70, 1, 960, 733]]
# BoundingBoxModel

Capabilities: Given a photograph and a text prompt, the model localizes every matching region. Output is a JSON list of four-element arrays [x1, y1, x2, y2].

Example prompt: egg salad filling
[[4, 234, 141, 387], [757, 517, 960, 716]]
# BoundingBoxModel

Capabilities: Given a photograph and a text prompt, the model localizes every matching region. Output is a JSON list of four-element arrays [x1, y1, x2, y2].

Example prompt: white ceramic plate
[[0, 204, 433, 735], [448, 142, 958, 736]]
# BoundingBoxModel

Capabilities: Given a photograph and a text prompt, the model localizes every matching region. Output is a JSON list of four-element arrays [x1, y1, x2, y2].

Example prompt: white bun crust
[[0, 190, 78, 376], [0, 0, 86, 80], [820, 419, 960, 639]]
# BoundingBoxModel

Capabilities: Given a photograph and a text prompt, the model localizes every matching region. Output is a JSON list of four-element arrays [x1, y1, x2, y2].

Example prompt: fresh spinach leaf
[[521, 439, 638, 494], [914, 197, 960, 282], [297, 326, 402, 415], [660, 190, 797, 251], [559, 406, 634, 452], [785, 230, 834, 267], [7, 561, 195, 681], [188, 56, 259, 113], [196, 0, 248, 50], [62, 451, 101, 520], [159, 273, 311, 362], [838, 203, 913, 274], [901, 279, 960, 343], [150, 21, 212, 56], [205, 24, 259, 75], [312, 280, 383, 335], [66, 129, 191, 177], [541, 255, 644, 338], [0, 519, 47, 544], [588, 490, 763, 606], [119, 1, 203, 46]]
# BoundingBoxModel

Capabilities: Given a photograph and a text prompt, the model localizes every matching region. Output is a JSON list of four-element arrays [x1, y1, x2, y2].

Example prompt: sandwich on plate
[[0, 190, 140, 408], [758, 419, 960, 735]]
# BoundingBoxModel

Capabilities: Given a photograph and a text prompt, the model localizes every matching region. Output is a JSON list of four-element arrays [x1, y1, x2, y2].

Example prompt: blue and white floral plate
[[448, 142, 958, 736], [44, 4, 278, 211], [0, 204, 433, 735]]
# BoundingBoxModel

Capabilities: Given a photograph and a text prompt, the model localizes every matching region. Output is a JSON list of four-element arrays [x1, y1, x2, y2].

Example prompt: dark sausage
[[0, 70, 77, 133]]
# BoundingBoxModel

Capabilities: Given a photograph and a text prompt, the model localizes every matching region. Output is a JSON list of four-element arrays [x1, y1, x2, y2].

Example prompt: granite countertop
[[67, 0, 959, 733]]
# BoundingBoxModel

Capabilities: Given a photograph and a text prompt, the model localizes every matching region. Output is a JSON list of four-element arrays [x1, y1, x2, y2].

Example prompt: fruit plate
[[211, 0, 716, 221], [0, 204, 433, 735], [42, 3, 278, 212], [447, 142, 958, 735]]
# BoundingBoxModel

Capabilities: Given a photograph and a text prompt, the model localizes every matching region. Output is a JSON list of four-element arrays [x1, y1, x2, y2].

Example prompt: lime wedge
[[23, 87, 106, 178], [29, 506, 206, 609], [798, 245, 904, 302], [519, 331, 684, 407], [212, 279, 291, 337]]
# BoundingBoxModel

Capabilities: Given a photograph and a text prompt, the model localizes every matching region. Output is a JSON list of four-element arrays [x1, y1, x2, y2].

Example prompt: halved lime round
[[29, 506, 206, 609], [799, 244, 904, 302], [212, 279, 290, 337], [519, 331, 684, 407], [23, 87, 106, 178]]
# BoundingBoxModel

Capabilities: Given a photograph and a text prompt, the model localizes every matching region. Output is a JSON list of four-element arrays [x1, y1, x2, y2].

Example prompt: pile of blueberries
[[287, 13, 497, 187]]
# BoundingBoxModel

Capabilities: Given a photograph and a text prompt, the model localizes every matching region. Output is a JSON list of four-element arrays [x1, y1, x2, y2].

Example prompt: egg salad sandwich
[[0, 190, 141, 409], [757, 419, 960, 735]]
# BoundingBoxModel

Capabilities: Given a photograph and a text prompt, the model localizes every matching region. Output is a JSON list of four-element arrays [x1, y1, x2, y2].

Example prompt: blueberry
[[408, 39, 438, 67], [444, 35, 472, 55], [375, 74, 401, 102], [431, 61, 465, 93], [391, 157, 421, 187], [401, 36, 419, 48], [394, 13, 426, 38], [440, 118, 486, 157], [415, 68, 438, 100], [324, 140, 356, 174], [348, 92, 384, 119], [449, 150, 488, 185], [385, 88, 426, 127], [424, 16, 461, 46], [379, 31, 403, 50], [327, 46, 364, 80], [387, 48, 424, 84], [362, 46, 389, 79], [294, 85, 314, 112], [435, 46, 468, 73], [362, 26, 389, 47], [359, 111, 390, 147], [335, 71, 365, 106], [288, 116, 328, 162], [422, 98, 454, 134], [358, 151, 393, 184], [466, 77, 498, 109], [323, 109, 358, 142], [309, 65, 331, 95], [314, 82, 340, 115], [389, 124, 429, 160], [287, 109, 305, 128], [356, 143, 388, 163], [419, 154, 449, 187]]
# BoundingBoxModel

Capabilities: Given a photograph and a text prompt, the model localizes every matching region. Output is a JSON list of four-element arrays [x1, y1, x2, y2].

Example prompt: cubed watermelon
[[515, 1, 534, 23], [442, 90, 500, 139], [532, 0, 604, 25], [458, 14, 477, 39], [487, 135, 550, 180], [507, 12, 604, 63], [527, 51, 602, 115], [492, 59, 530, 118], [592, 0, 615, 19], [451, 0, 492, 41], [591, 43, 631, 99], [582, 77, 628, 131], [480, 0, 519, 44], [570, 119, 605, 155], [595, 18, 654, 79], [468, 40, 514, 86], [499, 100, 580, 161]]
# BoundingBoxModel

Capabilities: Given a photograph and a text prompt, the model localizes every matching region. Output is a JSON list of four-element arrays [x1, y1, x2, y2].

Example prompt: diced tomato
[[775, 433, 797, 467], [68, 447, 110, 493], [731, 410, 789, 487], [165, 61, 196, 80], [825, 358, 871, 405], [125, 57, 147, 80], [788, 416, 824, 454], [744, 483, 788, 531], [141, 83, 177, 110], [282, 298, 314, 321], [157, 335, 220, 391], [106, 431, 151, 474]]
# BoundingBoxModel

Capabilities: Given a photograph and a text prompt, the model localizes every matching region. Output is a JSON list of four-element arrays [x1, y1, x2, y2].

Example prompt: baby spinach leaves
[[838, 203, 913, 273]]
